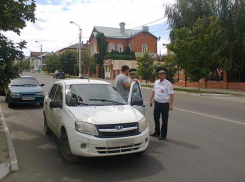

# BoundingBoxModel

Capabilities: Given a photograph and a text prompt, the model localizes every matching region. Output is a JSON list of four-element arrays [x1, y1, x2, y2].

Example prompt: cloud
[[3, 0, 175, 56]]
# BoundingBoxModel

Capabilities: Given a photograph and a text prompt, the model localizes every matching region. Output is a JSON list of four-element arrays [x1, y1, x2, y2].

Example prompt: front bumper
[[9, 95, 44, 104], [67, 126, 149, 157]]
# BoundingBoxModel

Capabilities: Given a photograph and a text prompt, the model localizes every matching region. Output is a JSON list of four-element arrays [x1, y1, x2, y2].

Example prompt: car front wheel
[[8, 98, 13, 108], [58, 133, 79, 164], [44, 113, 52, 135]]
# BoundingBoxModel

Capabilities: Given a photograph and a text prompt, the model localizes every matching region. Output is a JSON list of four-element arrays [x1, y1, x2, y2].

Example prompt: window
[[94, 43, 97, 53], [131, 83, 143, 103], [109, 43, 115, 53], [117, 44, 123, 53], [54, 85, 63, 104], [129, 44, 131, 51], [49, 84, 58, 100], [142, 44, 148, 53]]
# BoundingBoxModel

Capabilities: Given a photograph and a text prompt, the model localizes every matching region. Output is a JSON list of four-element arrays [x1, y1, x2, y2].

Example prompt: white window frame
[[142, 44, 148, 53], [117, 44, 123, 53], [109, 43, 115, 53]]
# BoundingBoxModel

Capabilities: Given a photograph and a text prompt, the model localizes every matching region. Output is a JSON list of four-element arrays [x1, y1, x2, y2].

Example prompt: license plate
[[22, 97, 35, 101], [107, 138, 135, 147]]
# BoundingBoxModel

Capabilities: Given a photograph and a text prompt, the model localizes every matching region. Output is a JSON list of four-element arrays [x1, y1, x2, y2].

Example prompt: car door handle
[[45, 102, 47, 105], [143, 105, 145, 108]]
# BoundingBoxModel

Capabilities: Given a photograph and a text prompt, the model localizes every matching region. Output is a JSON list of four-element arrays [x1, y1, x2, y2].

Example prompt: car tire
[[40, 102, 44, 107], [58, 133, 79, 164], [5, 96, 8, 102], [8, 98, 13, 108], [44, 113, 52, 135]]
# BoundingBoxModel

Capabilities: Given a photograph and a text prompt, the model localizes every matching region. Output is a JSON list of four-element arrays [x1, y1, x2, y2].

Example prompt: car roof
[[56, 79, 110, 85]]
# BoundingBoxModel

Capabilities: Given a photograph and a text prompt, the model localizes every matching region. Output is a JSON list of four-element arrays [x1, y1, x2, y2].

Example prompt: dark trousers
[[154, 101, 169, 138]]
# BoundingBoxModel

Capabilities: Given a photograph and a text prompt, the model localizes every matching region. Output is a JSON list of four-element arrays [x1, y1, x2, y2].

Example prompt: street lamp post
[[70, 21, 82, 78], [35, 41, 43, 72]]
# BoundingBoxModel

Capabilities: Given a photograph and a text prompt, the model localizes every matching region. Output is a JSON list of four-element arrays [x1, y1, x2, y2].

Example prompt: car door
[[44, 84, 58, 131], [128, 82, 145, 116], [50, 84, 64, 136]]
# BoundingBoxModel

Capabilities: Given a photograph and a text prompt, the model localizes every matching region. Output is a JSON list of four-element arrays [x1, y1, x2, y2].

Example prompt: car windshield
[[66, 84, 126, 106], [10, 78, 39, 87]]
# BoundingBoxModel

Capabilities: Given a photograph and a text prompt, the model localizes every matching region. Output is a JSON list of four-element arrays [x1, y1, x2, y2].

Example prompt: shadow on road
[[4, 121, 166, 182]]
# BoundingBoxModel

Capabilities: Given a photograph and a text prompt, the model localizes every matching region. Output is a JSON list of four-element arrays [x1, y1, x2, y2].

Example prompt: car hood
[[9, 86, 43, 93], [68, 105, 144, 125]]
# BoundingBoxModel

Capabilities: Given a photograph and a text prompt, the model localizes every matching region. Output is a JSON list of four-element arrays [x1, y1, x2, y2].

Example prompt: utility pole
[[70, 21, 82, 78]]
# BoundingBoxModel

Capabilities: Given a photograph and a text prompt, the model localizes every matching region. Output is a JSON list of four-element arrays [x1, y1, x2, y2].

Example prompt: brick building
[[89, 22, 158, 59]]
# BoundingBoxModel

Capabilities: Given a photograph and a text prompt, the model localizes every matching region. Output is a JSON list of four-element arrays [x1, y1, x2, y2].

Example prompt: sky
[[4, 0, 175, 56]]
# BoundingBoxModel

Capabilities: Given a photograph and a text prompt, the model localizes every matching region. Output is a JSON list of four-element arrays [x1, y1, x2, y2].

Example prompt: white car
[[43, 79, 149, 163]]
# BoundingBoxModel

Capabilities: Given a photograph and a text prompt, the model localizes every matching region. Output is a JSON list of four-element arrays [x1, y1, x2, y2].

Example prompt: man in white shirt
[[128, 68, 137, 83], [149, 67, 174, 140]]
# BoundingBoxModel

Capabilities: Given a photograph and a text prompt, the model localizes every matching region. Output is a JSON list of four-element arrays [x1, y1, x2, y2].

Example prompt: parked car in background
[[5, 76, 45, 108], [53, 70, 65, 79], [43, 79, 148, 164]]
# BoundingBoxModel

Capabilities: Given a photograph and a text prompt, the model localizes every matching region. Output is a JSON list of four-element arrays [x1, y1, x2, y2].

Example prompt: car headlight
[[139, 117, 148, 132], [75, 121, 99, 136], [10, 93, 20, 96], [36, 92, 44, 96]]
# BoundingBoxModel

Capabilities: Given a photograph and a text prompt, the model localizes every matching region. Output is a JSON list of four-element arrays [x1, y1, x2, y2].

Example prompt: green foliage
[[137, 53, 155, 81], [93, 32, 108, 78], [19, 59, 30, 71], [165, 0, 245, 82], [44, 54, 60, 73], [168, 16, 220, 87], [104, 48, 136, 60], [60, 51, 77, 76], [0, 0, 36, 92]]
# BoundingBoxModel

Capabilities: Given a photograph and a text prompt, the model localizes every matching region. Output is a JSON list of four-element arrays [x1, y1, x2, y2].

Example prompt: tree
[[168, 16, 221, 91], [94, 32, 108, 78], [137, 53, 155, 82], [0, 0, 36, 94], [44, 54, 60, 73], [60, 51, 77, 76], [19, 58, 30, 71]]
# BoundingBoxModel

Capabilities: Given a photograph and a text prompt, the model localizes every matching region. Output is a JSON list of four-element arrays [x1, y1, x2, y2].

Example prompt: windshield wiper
[[23, 84, 37, 86], [89, 99, 125, 105]]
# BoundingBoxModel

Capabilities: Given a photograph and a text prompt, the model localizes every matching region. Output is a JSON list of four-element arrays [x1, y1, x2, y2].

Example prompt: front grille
[[96, 143, 142, 154], [96, 122, 139, 138]]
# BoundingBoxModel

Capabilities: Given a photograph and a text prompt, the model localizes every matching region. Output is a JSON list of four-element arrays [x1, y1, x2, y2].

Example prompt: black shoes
[[150, 133, 160, 137], [159, 136, 166, 140]]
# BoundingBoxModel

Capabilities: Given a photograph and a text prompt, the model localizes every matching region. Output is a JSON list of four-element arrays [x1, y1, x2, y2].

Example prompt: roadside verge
[[0, 105, 18, 180]]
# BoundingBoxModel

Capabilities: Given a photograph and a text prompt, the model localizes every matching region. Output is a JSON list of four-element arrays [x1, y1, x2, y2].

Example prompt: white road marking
[[144, 102, 245, 126]]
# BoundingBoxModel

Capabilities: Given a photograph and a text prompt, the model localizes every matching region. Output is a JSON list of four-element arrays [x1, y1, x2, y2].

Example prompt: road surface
[[1, 73, 245, 182]]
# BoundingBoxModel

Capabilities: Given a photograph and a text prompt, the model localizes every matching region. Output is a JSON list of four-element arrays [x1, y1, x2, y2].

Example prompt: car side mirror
[[131, 99, 143, 106], [41, 84, 45, 87], [50, 101, 62, 109]]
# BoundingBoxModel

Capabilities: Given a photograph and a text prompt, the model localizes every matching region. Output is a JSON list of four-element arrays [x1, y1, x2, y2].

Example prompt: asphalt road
[[1, 73, 245, 182]]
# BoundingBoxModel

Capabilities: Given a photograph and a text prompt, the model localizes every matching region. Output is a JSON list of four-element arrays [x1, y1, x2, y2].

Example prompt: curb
[[0, 163, 10, 180], [0, 106, 19, 173]]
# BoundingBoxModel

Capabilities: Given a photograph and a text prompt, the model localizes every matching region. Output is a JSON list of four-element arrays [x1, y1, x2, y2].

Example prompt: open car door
[[128, 82, 145, 116]]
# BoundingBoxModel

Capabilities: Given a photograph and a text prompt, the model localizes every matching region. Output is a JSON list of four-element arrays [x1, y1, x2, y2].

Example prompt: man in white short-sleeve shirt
[[149, 67, 174, 140]]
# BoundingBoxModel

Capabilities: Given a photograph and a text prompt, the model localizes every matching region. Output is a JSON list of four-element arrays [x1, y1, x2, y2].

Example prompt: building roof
[[94, 26, 141, 39], [89, 25, 158, 41], [57, 43, 89, 53], [57, 79, 110, 85], [30, 52, 42, 58]]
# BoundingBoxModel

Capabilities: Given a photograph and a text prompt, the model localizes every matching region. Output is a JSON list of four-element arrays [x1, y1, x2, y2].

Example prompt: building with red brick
[[89, 22, 159, 59]]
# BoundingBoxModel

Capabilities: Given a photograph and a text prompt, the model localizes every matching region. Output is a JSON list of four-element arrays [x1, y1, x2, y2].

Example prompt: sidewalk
[[0, 112, 10, 180]]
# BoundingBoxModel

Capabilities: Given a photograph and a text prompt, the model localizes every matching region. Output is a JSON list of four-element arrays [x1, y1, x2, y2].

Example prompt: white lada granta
[[43, 79, 149, 163]]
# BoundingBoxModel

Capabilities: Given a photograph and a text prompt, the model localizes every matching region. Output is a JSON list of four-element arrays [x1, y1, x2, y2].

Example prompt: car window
[[66, 84, 126, 106], [54, 85, 63, 104], [131, 83, 143, 103], [49, 84, 58, 100], [10, 78, 39, 87]]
